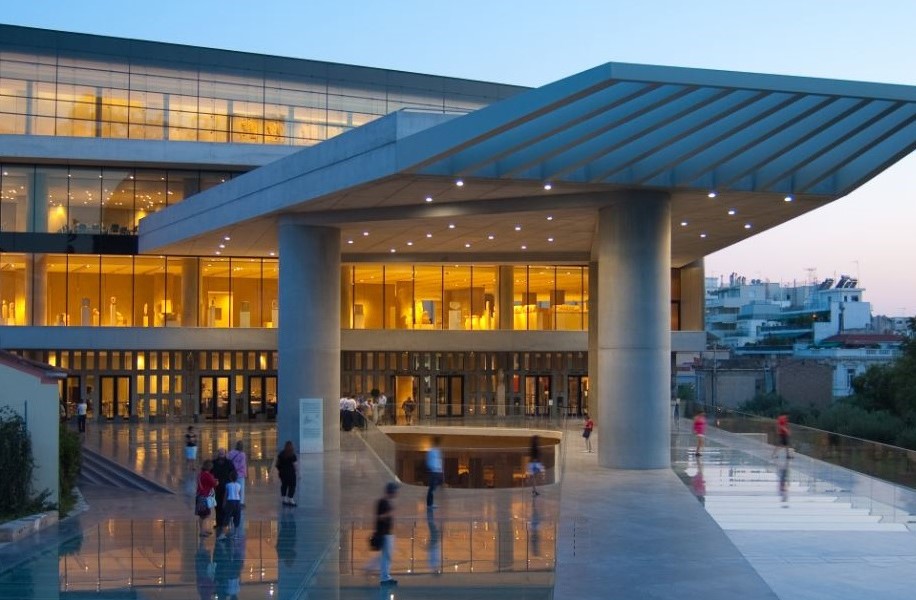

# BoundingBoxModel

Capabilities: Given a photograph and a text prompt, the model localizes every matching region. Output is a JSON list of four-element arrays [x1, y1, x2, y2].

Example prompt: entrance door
[[200, 376, 230, 419], [566, 375, 589, 417], [248, 375, 278, 419], [524, 375, 551, 416], [436, 375, 464, 417], [100, 376, 131, 420], [59, 375, 81, 420]]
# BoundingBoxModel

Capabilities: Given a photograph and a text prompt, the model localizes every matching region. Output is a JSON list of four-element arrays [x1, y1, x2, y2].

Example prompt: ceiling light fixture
[[455, 179, 464, 187], [219, 244, 225, 249], [744, 223, 752, 229], [546, 215, 553, 221], [521, 245, 527, 250], [547, 237, 554, 242], [543, 182, 552, 190], [347, 240, 354, 244], [269, 251, 276, 256], [224, 236, 230, 241], [464, 243, 471, 248], [514, 225, 522, 231], [426, 233, 432, 238], [390, 248, 396, 253], [407, 241, 413, 246], [487, 234, 495, 240], [700, 233, 707, 238], [448, 223, 456, 229], [425, 196, 433, 203], [708, 191, 717, 198], [680, 221, 688, 226], [727, 209, 736, 216], [784, 195, 794, 202]]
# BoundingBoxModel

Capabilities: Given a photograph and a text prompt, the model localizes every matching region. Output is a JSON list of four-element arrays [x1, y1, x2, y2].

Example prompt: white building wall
[[0, 364, 60, 505]]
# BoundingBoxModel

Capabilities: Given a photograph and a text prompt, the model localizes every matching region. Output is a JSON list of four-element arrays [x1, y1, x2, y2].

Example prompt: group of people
[[193, 438, 248, 540], [339, 392, 419, 429]]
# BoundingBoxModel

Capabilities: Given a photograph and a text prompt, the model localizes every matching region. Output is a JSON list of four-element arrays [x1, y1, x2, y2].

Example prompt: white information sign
[[298, 398, 324, 453]]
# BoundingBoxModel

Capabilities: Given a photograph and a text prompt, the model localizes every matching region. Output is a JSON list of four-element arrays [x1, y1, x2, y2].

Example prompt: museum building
[[3, 23, 913, 468]]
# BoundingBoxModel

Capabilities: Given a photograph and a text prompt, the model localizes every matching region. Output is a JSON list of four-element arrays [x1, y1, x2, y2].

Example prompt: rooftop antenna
[[804, 267, 817, 285]]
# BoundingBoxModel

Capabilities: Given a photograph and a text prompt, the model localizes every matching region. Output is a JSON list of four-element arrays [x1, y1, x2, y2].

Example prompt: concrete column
[[277, 222, 341, 452], [180, 258, 199, 327], [594, 191, 671, 469], [587, 261, 598, 422], [498, 266, 514, 330]]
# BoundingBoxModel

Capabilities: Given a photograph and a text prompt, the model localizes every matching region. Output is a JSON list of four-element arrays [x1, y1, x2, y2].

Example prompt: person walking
[[426, 436, 444, 509], [375, 482, 400, 586], [227, 440, 248, 506], [223, 471, 242, 538], [673, 397, 681, 429], [693, 411, 707, 456], [582, 413, 594, 453], [211, 448, 235, 538], [185, 425, 198, 469], [195, 459, 217, 536], [402, 397, 416, 425], [76, 398, 88, 433], [772, 414, 793, 459], [275, 440, 298, 506], [528, 435, 545, 496]]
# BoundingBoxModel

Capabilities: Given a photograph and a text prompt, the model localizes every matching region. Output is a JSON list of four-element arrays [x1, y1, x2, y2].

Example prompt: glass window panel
[[199, 171, 231, 192], [527, 266, 554, 331], [128, 90, 164, 139], [68, 255, 101, 326], [68, 167, 103, 233], [413, 265, 443, 330], [384, 265, 413, 330], [201, 257, 231, 327], [555, 267, 585, 331], [232, 258, 261, 328], [471, 265, 497, 330], [99, 87, 129, 138], [134, 170, 167, 223], [36, 166, 68, 233], [167, 170, 200, 206], [101, 255, 134, 326], [135, 256, 166, 327], [352, 264, 383, 329], [1, 164, 33, 232], [443, 265, 471, 330], [165, 257, 188, 327], [512, 266, 529, 330], [263, 259, 278, 328], [101, 168, 134, 233], [166, 94, 199, 141], [0, 252, 27, 326]]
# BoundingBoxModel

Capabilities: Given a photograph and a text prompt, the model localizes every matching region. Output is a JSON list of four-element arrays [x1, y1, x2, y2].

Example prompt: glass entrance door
[[59, 376, 81, 420], [566, 375, 589, 417], [436, 375, 464, 417], [524, 375, 551, 416], [200, 376, 230, 419], [248, 376, 277, 419], [101, 376, 131, 420]]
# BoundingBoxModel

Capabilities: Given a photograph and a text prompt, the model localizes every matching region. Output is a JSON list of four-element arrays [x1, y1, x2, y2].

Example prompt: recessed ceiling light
[[543, 182, 552, 190], [218, 244, 225, 249], [455, 179, 464, 187], [784, 195, 794, 202], [521, 245, 527, 250], [363, 231, 370, 236], [425, 196, 433, 203], [464, 243, 471, 248], [546, 215, 553, 221], [390, 248, 396, 253], [727, 209, 736, 216], [708, 191, 717, 198], [448, 223, 456, 229], [547, 237, 554, 242], [407, 241, 413, 246], [514, 225, 522, 231], [700, 233, 707, 238], [224, 236, 231, 241], [426, 233, 433, 238], [215, 251, 221, 255], [487, 234, 495, 240], [347, 239, 354, 244], [269, 251, 276, 256], [680, 221, 688, 226], [744, 223, 752, 229]]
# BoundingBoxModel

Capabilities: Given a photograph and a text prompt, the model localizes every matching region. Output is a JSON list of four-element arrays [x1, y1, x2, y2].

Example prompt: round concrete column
[[595, 191, 671, 469], [277, 222, 341, 453]]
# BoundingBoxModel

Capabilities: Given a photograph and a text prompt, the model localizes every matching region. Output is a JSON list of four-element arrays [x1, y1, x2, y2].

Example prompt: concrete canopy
[[139, 62, 916, 266]]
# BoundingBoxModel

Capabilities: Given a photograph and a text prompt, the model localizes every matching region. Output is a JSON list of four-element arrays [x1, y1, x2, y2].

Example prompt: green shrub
[[0, 406, 50, 520], [59, 427, 81, 516], [894, 427, 916, 451]]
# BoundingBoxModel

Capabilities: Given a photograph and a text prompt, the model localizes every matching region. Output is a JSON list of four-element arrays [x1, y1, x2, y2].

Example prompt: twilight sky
[[4, 0, 915, 314]]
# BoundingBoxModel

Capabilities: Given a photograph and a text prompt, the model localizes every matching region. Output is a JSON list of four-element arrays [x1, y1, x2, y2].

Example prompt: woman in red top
[[196, 459, 217, 536], [582, 413, 595, 453], [773, 414, 792, 459], [693, 412, 707, 456]]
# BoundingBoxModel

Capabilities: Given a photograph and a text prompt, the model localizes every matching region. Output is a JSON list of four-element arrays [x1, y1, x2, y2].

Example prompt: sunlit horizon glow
[[4, 0, 915, 314]]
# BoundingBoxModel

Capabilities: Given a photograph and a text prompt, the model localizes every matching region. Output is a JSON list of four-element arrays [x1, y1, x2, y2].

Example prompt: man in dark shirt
[[211, 448, 235, 539], [376, 482, 399, 586]]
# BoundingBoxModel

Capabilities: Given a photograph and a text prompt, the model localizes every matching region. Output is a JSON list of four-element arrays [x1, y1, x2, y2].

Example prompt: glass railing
[[687, 402, 916, 521], [355, 416, 567, 489]]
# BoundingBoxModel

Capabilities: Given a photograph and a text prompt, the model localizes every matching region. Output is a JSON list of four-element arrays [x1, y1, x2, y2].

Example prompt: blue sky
[[4, 0, 915, 314]]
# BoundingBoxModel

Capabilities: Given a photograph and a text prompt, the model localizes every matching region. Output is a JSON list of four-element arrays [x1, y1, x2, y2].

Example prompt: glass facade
[[0, 164, 236, 233], [0, 34, 509, 146]]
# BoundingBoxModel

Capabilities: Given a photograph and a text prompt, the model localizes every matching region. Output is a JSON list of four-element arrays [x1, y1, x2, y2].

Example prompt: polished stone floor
[[1, 418, 915, 599]]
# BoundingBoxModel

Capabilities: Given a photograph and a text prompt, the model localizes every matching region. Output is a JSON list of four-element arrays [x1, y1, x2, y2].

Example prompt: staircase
[[78, 447, 174, 494]]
